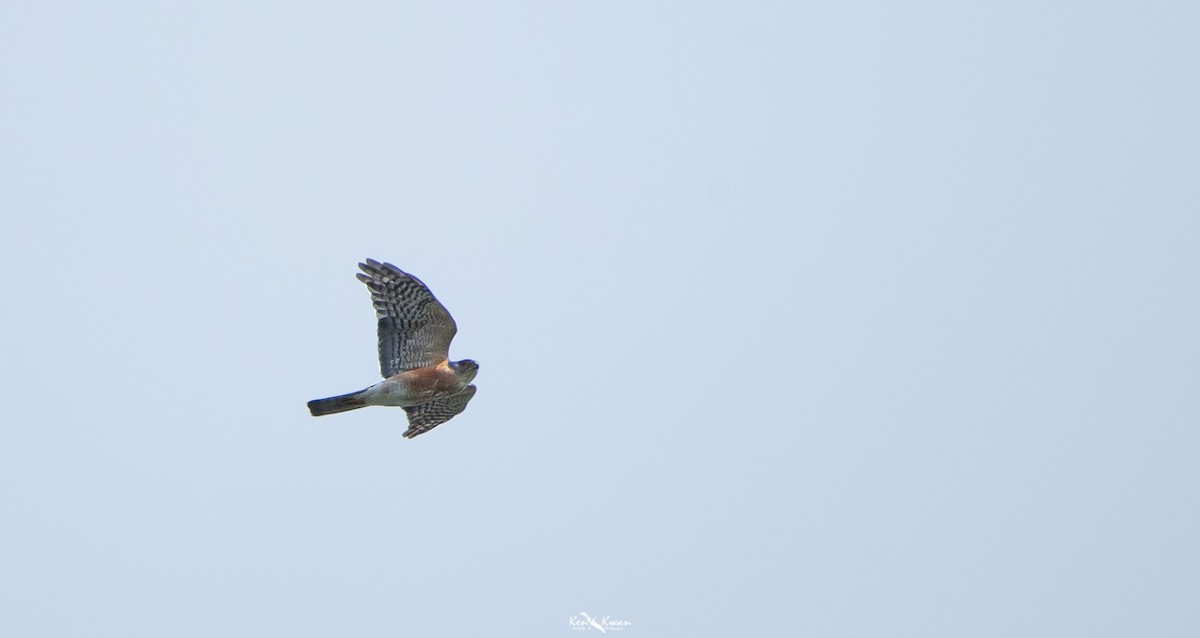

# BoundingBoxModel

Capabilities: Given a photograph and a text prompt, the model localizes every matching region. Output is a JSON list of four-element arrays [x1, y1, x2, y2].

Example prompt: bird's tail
[[307, 390, 368, 416]]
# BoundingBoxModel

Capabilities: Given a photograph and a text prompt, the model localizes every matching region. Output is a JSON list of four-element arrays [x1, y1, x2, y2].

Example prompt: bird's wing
[[357, 259, 458, 377], [402, 385, 476, 439]]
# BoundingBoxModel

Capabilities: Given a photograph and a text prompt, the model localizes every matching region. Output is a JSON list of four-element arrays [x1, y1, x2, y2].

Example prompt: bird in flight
[[307, 259, 479, 439]]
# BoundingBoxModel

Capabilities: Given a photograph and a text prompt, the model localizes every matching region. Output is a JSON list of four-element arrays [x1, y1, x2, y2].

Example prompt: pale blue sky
[[2, 2, 1197, 637]]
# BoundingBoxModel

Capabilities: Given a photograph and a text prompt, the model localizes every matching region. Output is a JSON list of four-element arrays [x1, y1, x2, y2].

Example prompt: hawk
[[307, 259, 479, 438]]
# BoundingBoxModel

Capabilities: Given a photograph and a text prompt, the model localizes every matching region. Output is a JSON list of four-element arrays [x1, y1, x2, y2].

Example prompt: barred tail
[[307, 390, 368, 416]]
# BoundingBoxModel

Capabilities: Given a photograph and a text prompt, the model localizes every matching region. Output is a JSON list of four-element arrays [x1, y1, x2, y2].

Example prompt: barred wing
[[402, 385, 477, 438], [356, 259, 458, 377]]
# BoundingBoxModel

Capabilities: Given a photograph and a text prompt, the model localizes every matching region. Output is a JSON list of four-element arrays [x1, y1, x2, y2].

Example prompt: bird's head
[[450, 359, 479, 383]]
